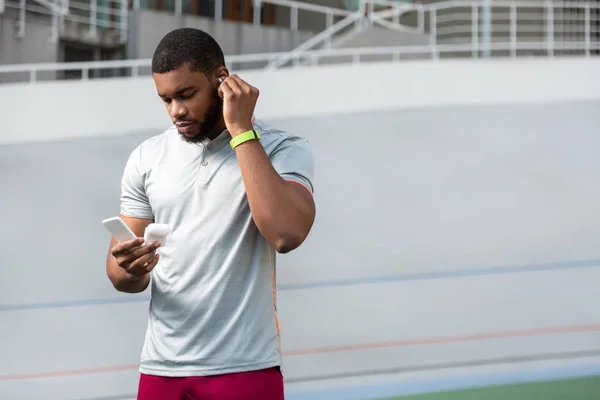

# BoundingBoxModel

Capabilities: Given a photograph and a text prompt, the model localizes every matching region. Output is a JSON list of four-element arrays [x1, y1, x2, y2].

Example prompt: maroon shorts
[[137, 366, 284, 400]]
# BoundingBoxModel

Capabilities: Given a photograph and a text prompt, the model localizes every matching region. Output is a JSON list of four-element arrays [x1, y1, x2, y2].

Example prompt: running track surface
[[2, 101, 600, 399]]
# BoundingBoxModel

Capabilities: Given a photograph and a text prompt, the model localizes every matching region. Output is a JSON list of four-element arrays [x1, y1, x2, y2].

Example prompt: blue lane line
[[1, 258, 599, 312], [278, 258, 600, 291], [0, 295, 151, 312], [285, 363, 600, 400]]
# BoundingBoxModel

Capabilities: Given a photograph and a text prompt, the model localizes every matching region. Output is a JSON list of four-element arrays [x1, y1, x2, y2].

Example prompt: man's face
[[153, 64, 224, 143]]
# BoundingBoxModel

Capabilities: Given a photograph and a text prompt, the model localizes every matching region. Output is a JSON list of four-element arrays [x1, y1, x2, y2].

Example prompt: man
[[105, 28, 316, 400]]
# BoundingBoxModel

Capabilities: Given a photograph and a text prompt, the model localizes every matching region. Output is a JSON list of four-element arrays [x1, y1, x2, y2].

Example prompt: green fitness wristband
[[230, 129, 261, 149]]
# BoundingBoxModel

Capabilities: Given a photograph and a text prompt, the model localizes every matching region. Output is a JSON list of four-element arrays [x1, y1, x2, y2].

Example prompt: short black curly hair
[[151, 28, 226, 75]]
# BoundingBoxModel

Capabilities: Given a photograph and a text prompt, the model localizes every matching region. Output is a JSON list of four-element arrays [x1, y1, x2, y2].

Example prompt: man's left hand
[[219, 74, 259, 137]]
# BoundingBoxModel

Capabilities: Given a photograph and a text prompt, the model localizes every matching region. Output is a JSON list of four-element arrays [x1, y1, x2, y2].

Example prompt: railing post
[[585, 5, 591, 57], [546, 0, 554, 57], [253, 0, 261, 26], [50, 7, 59, 43], [481, 0, 491, 58], [325, 12, 333, 48], [17, 0, 25, 38], [120, 0, 128, 43], [356, 0, 366, 32], [290, 6, 298, 32], [174, 0, 182, 16], [30, 69, 36, 83], [430, 8, 437, 59], [133, 0, 140, 10], [471, 4, 478, 58], [62, 0, 69, 16], [215, 0, 222, 21], [510, 3, 517, 58], [90, 0, 97, 37]]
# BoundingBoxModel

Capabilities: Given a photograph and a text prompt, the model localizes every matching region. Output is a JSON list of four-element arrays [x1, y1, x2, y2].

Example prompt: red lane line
[[2, 323, 599, 381], [0, 364, 140, 381], [283, 323, 600, 356]]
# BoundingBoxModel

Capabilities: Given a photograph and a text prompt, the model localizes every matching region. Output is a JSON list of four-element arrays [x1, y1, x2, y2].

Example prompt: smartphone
[[102, 216, 137, 242]]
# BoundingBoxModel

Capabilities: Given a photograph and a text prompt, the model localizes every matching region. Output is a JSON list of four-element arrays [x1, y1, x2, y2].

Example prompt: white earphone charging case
[[144, 223, 170, 247]]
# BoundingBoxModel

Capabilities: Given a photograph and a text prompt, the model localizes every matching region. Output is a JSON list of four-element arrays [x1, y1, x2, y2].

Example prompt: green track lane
[[380, 376, 600, 399]]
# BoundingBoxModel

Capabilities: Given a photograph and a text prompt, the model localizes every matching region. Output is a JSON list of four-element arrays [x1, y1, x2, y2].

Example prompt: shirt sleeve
[[120, 146, 154, 219], [269, 135, 315, 194]]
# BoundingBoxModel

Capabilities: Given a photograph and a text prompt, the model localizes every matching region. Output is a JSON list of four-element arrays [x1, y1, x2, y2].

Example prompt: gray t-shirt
[[119, 119, 314, 377]]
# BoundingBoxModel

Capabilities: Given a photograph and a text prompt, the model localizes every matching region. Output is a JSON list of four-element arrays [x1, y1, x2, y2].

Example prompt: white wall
[[1, 57, 600, 145]]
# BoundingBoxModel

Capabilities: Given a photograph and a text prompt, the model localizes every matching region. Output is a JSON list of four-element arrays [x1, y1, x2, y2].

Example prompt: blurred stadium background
[[1, 0, 600, 399]]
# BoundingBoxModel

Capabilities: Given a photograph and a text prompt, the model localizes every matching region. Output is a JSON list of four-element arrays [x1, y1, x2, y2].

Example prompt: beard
[[178, 87, 223, 143]]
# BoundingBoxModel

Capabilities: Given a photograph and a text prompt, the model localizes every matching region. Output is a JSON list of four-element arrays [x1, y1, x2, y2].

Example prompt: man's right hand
[[110, 238, 161, 276]]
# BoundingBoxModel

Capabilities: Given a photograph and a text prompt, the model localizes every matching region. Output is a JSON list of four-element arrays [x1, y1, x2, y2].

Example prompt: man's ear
[[215, 67, 229, 83]]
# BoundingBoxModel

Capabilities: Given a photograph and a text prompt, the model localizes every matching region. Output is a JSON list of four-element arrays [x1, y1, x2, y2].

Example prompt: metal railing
[[2, 40, 600, 84], [427, 0, 600, 58], [245, 0, 352, 38], [129, 0, 352, 32], [266, 8, 365, 69], [248, 0, 352, 28], [2, 0, 128, 43], [1, 0, 599, 84], [0, 0, 349, 48], [266, 0, 424, 69], [265, 0, 600, 67], [2, 0, 67, 41]]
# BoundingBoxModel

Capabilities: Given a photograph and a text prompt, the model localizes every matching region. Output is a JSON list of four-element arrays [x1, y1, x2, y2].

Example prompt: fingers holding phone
[[111, 238, 161, 276], [103, 216, 164, 276]]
